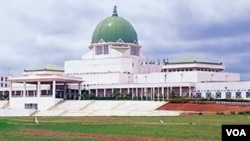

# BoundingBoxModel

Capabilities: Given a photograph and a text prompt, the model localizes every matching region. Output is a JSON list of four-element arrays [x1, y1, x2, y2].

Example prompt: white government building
[[0, 6, 250, 116]]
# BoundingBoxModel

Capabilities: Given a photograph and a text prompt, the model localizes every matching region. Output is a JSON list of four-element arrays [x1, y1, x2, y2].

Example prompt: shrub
[[230, 111, 236, 114], [216, 112, 224, 115]]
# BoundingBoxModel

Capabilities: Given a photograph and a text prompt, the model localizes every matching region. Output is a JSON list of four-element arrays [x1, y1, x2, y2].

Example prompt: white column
[[78, 83, 81, 100], [52, 80, 56, 98], [69, 89, 73, 99], [131, 88, 133, 100], [170, 87, 173, 99], [136, 88, 138, 100], [96, 89, 98, 97], [157, 87, 160, 101], [180, 86, 182, 97], [104, 89, 106, 97], [189, 86, 192, 98], [141, 88, 143, 100], [9, 82, 12, 98], [152, 87, 155, 100], [162, 87, 164, 100], [37, 81, 41, 97], [166, 87, 169, 100], [23, 81, 26, 97], [88, 89, 91, 97], [151, 87, 153, 100], [146, 88, 149, 100], [64, 83, 67, 99]]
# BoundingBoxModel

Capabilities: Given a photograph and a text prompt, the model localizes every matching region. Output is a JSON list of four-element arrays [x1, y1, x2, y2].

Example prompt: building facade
[[64, 6, 250, 100], [0, 74, 9, 100], [0, 74, 8, 88], [1, 6, 250, 111]]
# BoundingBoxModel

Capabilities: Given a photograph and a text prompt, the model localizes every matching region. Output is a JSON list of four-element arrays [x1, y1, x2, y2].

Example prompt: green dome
[[91, 6, 138, 44]]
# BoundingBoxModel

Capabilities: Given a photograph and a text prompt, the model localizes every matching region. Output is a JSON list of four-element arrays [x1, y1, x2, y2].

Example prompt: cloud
[[0, 0, 250, 80]]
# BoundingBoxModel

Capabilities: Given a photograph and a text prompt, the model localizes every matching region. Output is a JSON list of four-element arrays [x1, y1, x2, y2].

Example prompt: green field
[[0, 115, 249, 141]]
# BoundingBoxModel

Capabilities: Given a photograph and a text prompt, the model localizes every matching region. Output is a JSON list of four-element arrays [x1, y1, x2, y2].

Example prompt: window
[[206, 92, 211, 98], [95, 45, 109, 55], [24, 103, 38, 109], [196, 93, 201, 98], [226, 92, 231, 99], [246, 92, 250, 98], [216, 92, 221, 98], [95, 46, 102, 55], [0, 77, 3, 81], [131, 47, 139, 56], [104, 45, 109, 54], [236, 92, 241, 98]]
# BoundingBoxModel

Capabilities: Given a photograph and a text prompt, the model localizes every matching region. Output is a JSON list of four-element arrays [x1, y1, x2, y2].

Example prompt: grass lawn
[[0, 114, 249, 141]]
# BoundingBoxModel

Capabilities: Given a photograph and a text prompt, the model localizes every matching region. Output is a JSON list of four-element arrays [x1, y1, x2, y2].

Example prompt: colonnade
[[9, 80, 82, 99], [89, 86, 193, 100]]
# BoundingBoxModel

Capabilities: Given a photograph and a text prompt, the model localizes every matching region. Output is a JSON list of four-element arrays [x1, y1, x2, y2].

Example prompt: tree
[[0, 91, 9, 100]]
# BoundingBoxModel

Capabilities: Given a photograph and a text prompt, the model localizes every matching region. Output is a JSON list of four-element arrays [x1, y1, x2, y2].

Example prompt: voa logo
[[226, 129, 246, 136]]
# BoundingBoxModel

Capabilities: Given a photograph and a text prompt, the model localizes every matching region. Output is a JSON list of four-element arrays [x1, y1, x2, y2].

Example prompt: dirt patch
[[21, 129, 217, 141], [158, 103, 250, 114]]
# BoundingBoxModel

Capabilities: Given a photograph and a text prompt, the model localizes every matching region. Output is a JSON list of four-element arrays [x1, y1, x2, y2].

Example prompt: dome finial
[[112, 5, 118, 16]]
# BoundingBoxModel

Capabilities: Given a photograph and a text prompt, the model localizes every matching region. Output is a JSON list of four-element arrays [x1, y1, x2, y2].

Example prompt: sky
[[0, 0, 250, 80]]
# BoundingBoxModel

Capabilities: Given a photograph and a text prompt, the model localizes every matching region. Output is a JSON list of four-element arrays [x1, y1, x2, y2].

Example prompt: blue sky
[[0, 0, 250, 80]]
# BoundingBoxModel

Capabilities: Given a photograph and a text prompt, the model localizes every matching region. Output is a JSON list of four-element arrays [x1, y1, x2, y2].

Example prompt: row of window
[[66, 71, 125, 76], [196, 92, 250, 98], [95, 45, 109, 55], [162, 68, 221, 72], [0, 83, 8, 88], [131, 47, 139, 56], [94, 45, 140, 56], [111, 44, 128, 47], [24, 103, 38, 109], [0, 77, 7, 82], [197, 89, 250, 92]]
